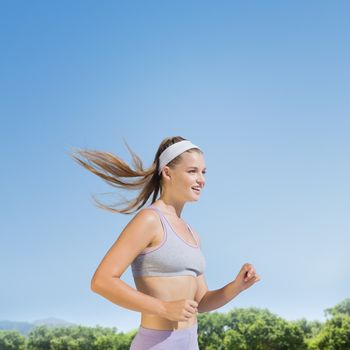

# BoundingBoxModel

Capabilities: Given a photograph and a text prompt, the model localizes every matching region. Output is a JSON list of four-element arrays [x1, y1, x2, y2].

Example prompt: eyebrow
[[187, 166, 207, 170]]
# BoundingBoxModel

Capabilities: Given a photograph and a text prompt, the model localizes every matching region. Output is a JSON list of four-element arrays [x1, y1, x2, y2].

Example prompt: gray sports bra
[[131, 205, 206, 278]]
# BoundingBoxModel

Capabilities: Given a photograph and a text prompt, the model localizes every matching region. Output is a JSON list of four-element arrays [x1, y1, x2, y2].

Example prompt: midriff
[[133, 275, 199, 330]]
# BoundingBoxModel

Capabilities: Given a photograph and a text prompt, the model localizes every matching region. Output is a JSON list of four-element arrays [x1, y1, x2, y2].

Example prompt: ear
[[163, 166, 172, 179]]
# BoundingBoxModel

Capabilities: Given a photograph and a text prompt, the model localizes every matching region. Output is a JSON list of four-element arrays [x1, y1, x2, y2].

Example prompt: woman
[[70, 136, 261, 349]]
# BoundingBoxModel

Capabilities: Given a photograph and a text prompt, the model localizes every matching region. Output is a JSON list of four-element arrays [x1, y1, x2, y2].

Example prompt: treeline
[[1, 298, 349, 350]]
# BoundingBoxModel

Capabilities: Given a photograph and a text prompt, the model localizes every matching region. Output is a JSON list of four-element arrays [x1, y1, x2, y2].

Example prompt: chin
[[186, 190, 201, 202]]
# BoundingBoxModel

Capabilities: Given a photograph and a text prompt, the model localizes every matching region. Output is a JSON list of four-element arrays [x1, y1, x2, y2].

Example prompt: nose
[[197, 174, 205, 188]]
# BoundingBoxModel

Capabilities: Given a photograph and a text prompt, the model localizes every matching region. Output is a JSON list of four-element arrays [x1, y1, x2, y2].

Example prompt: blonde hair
[[69, 136, 203, 214]]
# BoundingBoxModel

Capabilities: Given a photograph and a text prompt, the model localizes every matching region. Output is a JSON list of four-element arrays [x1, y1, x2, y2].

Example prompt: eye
[[188, 170, 206, 174]]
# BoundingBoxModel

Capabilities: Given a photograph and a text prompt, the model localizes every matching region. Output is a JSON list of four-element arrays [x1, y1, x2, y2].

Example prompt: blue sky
[[1, 1, 349, 333]]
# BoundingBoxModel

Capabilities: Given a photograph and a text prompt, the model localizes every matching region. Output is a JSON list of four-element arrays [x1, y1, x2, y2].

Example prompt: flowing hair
[[68, 136, 203, 215]]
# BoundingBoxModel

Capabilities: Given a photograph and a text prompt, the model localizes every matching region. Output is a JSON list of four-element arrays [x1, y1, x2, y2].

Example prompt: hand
[[234, 263, 261, 292], [160, 299, 198, 322]]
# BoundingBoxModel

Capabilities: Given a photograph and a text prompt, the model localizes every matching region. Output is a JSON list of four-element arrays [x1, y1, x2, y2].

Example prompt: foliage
[[308, 299, 350, 350], [1, 298, 349, 349], [197, 307, 307, 350], [26, 325, 136, 350], [324, 298, 350, 318], [290, 318, 323, 340], [0, 330, 26, 350]]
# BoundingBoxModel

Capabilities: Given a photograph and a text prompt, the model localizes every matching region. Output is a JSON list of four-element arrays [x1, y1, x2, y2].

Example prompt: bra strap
[[148, 205, 198, 245]]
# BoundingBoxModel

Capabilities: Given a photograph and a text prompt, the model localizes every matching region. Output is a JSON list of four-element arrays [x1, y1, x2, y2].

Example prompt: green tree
[[224, 307, 307, 350], [0, 330, 26, 350], [197, 312, 228, 349], [7, 298, 350, 349], [27, 324, 135, 350], [223, 329, 247, 350], [27, 326, 53, 350], [307, 298, 350, 350], [290, 318, 323, 340], [324, 298, 350, 318]]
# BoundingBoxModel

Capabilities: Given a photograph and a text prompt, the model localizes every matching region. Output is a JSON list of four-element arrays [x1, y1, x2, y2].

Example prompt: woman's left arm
[[195, 263, 261, 313]]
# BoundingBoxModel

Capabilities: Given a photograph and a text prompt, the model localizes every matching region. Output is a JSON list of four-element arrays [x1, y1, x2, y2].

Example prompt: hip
[[130, 321, 199, 350]]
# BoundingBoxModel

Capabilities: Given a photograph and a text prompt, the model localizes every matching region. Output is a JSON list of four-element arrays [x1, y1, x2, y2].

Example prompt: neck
[[155, 197, 185, 218]]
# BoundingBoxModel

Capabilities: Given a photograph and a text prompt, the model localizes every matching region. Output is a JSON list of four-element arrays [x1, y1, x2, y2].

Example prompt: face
[[163, 151, 206, 202]]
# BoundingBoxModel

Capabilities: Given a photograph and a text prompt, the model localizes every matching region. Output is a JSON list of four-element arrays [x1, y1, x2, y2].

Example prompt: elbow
[[197, 291, 209, 313], [90, 275, 106, 293], [90, 275, 119, 292], [90, 270, 106, 292], [197, 304, 206, 314], [90, 278, 100, 292], [197, 305, 207, 314], [198, 304, 209, 314]]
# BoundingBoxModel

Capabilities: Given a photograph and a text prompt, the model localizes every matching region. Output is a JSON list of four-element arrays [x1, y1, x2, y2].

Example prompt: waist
[[140, 314, 198, 331]]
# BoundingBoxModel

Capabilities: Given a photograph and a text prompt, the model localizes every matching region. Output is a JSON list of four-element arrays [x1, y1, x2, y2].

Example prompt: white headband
[[158, 140, 201, 175]]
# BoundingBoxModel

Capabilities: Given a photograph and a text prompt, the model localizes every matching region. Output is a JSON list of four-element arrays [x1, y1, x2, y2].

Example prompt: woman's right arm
[[90, 209, 166, 317]]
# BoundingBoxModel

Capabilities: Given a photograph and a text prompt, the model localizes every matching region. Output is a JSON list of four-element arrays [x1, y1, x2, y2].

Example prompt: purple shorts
[[130, 322, 199, 350]]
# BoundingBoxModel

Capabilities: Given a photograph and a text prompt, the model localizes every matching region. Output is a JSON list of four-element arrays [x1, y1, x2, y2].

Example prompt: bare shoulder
[[121, 207, 161, 239], [125, 206, 159, 229], [91, 207, 161, 282]]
